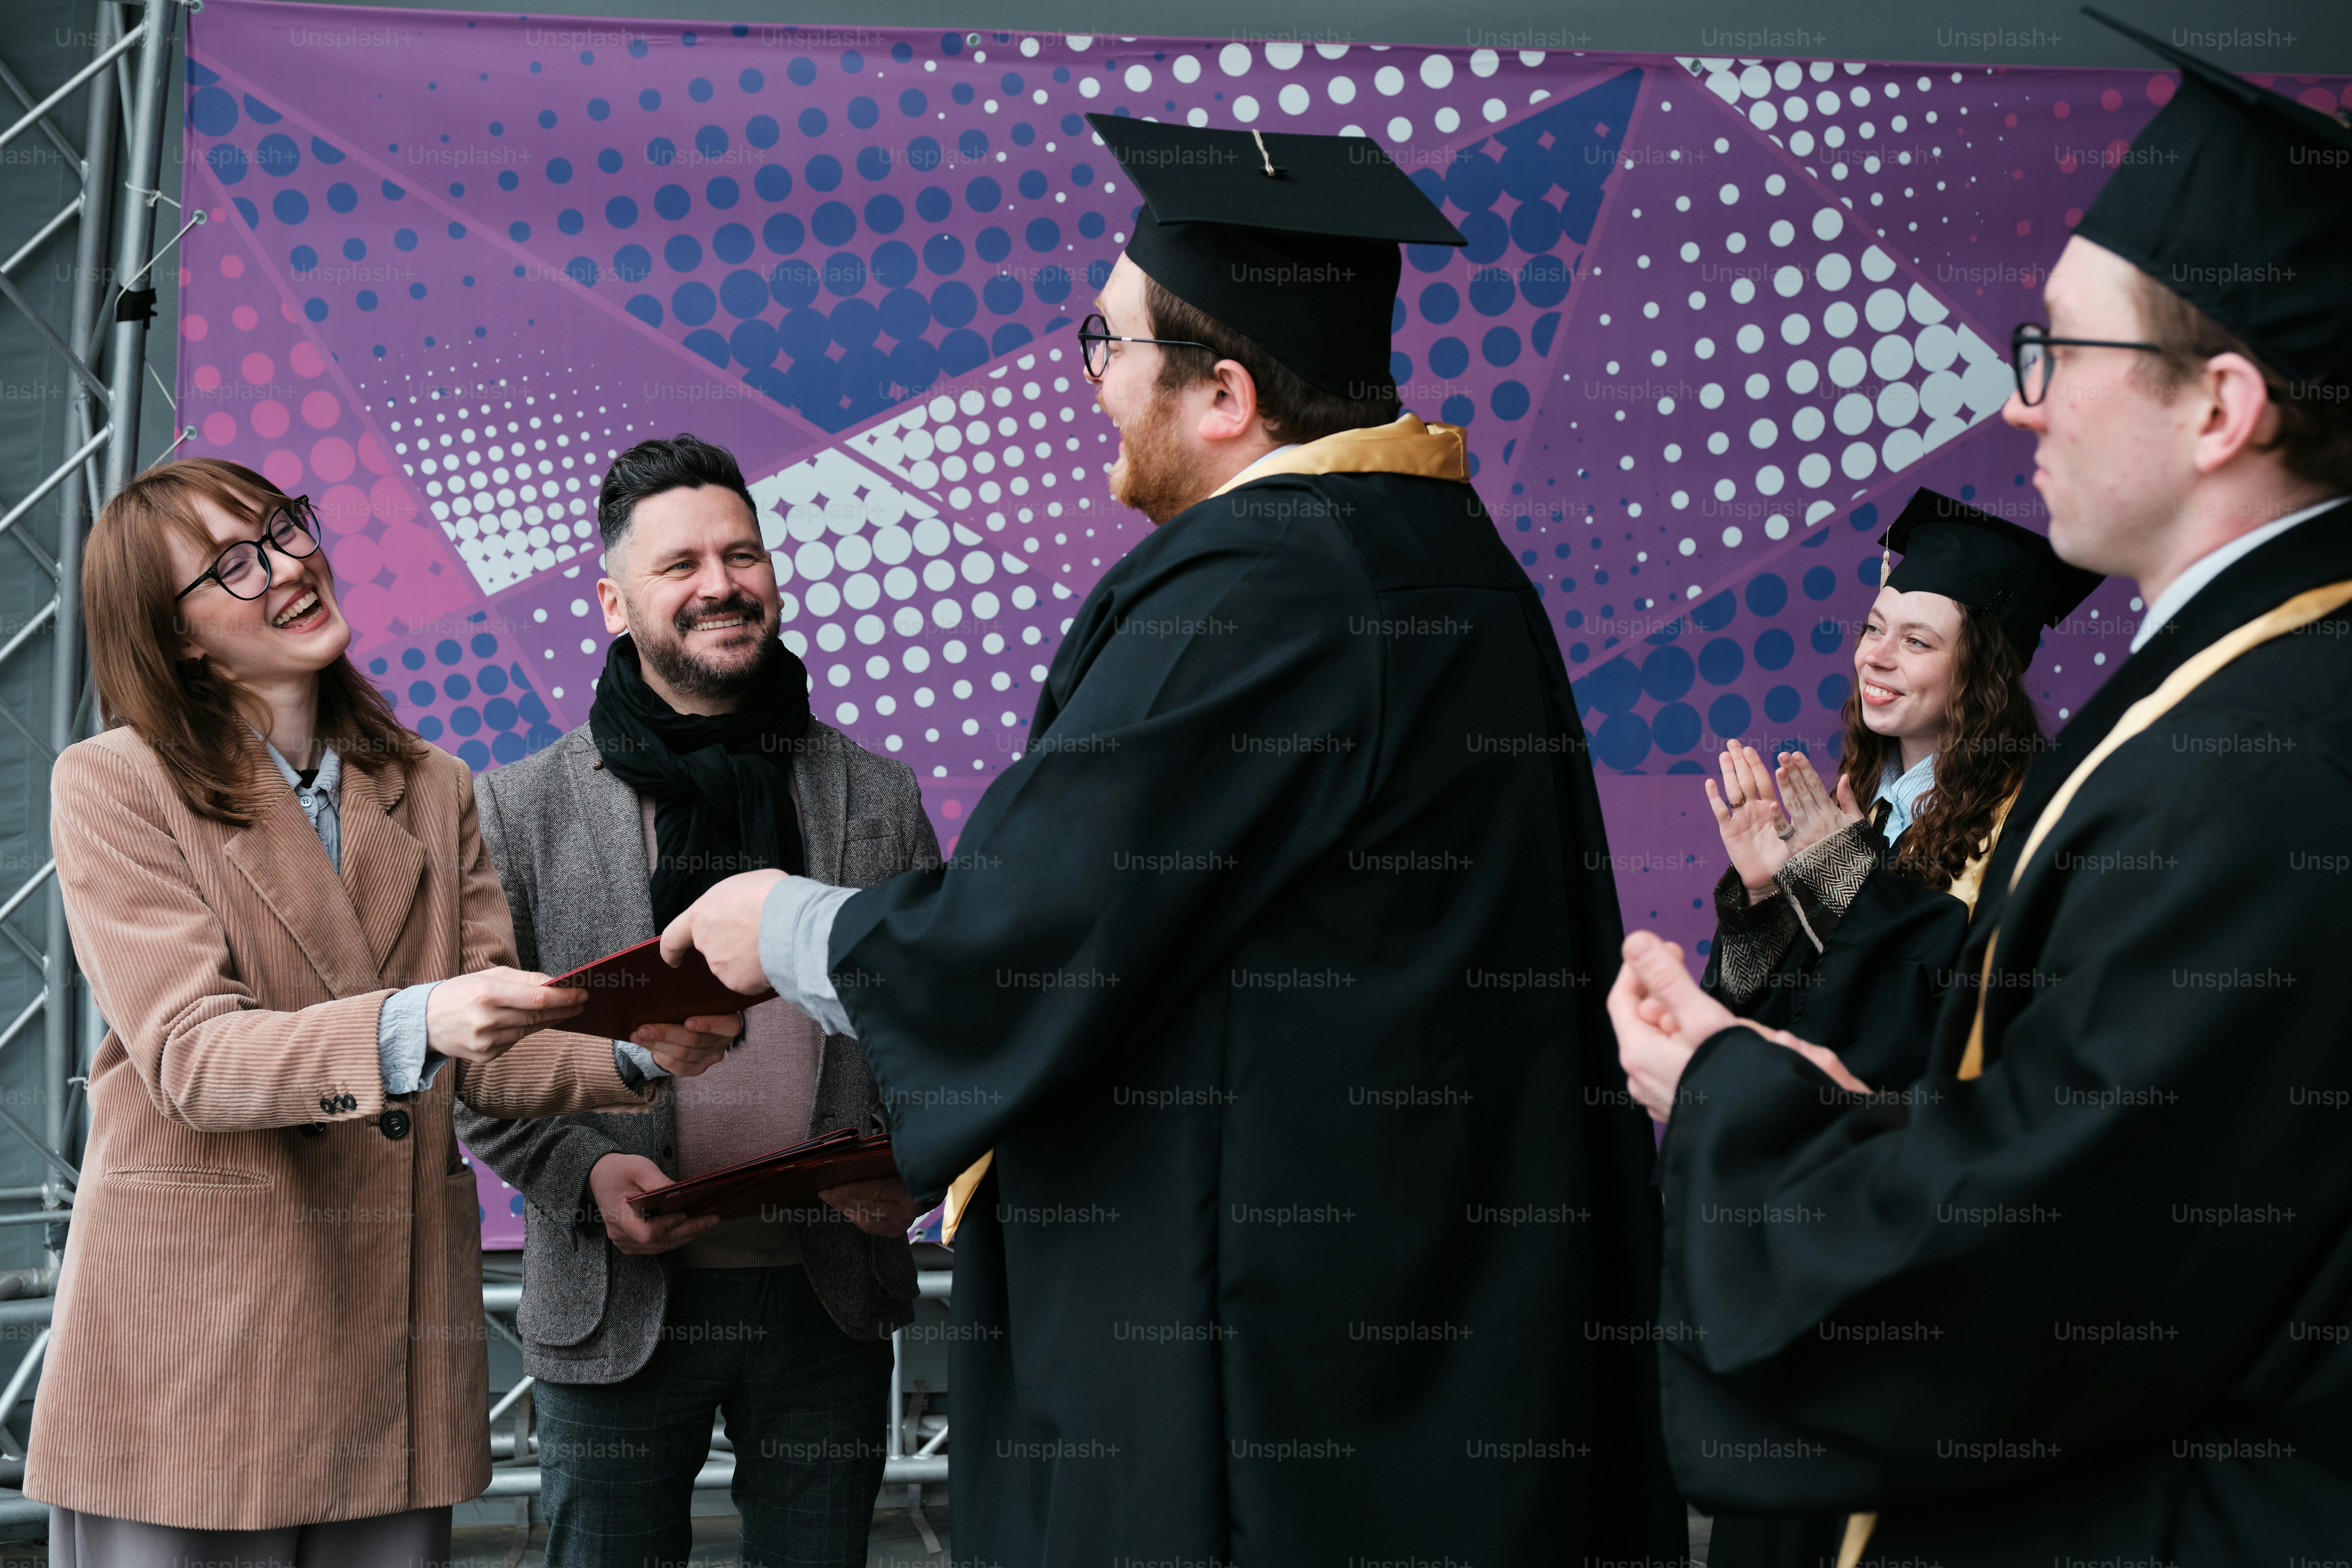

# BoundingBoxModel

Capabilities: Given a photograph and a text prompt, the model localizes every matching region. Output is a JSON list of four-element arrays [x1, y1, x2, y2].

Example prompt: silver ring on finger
[[1775, 822, 1797, 841]]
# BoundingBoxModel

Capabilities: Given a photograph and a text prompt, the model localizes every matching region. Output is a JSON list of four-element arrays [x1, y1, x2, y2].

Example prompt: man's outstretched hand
[[817, 1177, 923, 1237], [1607, 931, 1868, 1122], [660, 868, 787, 994]]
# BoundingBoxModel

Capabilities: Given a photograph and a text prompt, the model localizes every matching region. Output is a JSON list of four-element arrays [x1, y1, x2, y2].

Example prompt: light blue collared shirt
[[1877, 753, 1936, 846], [2129, 494, 2346, 654], [257, 734, 445, 1097], [1226, 442, 1302, 490], [758, 876, 863, 1039]]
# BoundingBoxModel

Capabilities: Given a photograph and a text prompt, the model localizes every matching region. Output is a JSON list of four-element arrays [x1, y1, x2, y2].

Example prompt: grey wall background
[[276, 0, 2352, 69], [0, 0, 2341, 1271]]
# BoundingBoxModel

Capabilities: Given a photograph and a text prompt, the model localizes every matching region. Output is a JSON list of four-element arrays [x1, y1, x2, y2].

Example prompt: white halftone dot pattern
[[1614, 158, 2006, 540], [750, 348, 1098, 770], [1683, 58, 1971, 235], [388, 371, 616, 597]]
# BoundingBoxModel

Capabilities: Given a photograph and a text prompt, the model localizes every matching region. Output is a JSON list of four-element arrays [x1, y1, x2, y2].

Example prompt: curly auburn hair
[[1834, 601, 2046, 892]]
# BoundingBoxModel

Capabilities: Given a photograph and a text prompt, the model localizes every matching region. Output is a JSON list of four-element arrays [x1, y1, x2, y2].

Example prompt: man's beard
[[632, 591, 776, 701], [1108, 386, 1210, 526]]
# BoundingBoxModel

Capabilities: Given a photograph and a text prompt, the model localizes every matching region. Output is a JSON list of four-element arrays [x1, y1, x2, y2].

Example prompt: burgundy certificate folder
[[546, 935, 777, 1040], [629, 1128, 900, 1223]]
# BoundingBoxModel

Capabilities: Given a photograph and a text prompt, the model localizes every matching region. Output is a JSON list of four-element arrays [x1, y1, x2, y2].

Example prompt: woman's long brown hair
[[84, 457, 418, 827], [1834, 601, 2044, 891]]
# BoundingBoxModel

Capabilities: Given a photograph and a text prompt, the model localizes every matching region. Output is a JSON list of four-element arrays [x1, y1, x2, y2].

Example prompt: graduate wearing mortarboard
[[656, 118, 1686, 1564], [1698, 491, 2101, 1568], [1605, 12, 2352, 1566], [1699, 492, 2100, 1103]]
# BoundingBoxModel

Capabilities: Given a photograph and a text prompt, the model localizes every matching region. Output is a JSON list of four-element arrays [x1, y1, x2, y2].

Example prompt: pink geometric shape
[[300, 390, 341, 429], [2148, 73, 2175, 105], [338, 582, 392, 641], [311, 437, 356, 482], [232, 305, 258, 332], [319, 482, 371, 533], [290, 341, 326, 377], [261, 449, 303, 492], [220, 254, 244, 279], [357, 433, 392, 475], [328, 531, 381, 584], [240, 351, 273, 384], [202, 412, 236, 447], [192, 364, 221, 391], [374, 523, 474, 621], [251, 400, 289, 439], [182, 314, 208, 342], [369, 475, 416, 525], [472, 1160, 523, 1251]]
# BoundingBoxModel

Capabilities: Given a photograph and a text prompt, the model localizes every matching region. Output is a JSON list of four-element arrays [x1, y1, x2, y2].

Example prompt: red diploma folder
[[547, 935, 777, 1040], [629, 1128, 900, 1223]]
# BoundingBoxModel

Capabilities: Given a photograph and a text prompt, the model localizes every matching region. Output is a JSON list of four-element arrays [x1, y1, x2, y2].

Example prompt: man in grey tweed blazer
[[455, 434, 935, 1568]]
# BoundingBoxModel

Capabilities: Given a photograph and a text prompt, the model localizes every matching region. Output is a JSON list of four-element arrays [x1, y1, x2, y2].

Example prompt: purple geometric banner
[[177, 5, 2352, 1240]]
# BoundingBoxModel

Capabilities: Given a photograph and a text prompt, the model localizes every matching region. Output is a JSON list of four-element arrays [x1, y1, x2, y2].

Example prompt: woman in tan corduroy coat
[[29, 459, 738, 1565]]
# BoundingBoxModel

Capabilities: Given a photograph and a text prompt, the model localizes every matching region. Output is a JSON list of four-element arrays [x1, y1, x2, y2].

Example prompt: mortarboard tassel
[[1250, 129, 1284, 179]]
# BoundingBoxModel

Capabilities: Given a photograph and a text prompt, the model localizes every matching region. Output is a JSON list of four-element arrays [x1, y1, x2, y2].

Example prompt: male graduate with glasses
[[1607, 12, 2352, 1564], [657, 117, 1685, 1565]]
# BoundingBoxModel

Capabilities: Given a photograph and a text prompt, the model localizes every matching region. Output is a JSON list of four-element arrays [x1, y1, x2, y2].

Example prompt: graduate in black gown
[[1606, 14, 2352, 1565], [1699, 496, 2098, 1568], [1699, 493, 2098, 1097], [662, 119, 1685, 1565]]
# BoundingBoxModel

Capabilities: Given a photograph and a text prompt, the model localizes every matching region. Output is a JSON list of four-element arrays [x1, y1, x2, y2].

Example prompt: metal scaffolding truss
[[0, 0, 189, 1275], [0, 0, 197, 1522]]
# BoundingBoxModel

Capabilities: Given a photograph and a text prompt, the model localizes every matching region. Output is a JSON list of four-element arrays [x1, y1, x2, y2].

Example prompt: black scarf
[[588, 634, 813, 926]]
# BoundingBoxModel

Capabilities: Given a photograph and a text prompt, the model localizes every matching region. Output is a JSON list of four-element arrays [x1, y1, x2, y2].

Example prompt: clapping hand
[[1607, 931, 1870, 1123], [1704, 742, 1795, 901], [1775, 750, 1864, 852]]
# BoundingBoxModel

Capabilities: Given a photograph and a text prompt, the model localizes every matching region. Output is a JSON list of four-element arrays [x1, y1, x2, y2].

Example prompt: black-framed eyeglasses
[[174, 496, 322, 601], [2010, 322, 2168, 407], [1076, 312, 1215, 383]]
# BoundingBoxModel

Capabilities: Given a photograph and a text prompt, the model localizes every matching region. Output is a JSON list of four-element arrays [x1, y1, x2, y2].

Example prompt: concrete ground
[[446, 1497, 952, 1568], [0, 1502, 1718, 1564]]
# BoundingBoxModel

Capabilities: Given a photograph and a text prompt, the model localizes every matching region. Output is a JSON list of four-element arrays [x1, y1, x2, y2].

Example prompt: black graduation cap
[[1085, 114, 1467, 401], [1876, 490, 2103, 658], [2076, 7, 2352, 392]]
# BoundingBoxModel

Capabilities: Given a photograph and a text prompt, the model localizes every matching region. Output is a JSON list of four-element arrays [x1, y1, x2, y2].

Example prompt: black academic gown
[[828, 463, 1686, 1565], [1700, 817, 1977, 1090], [1700, 819, 1979, 1568], [1654, 501, 2352, 1565]]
